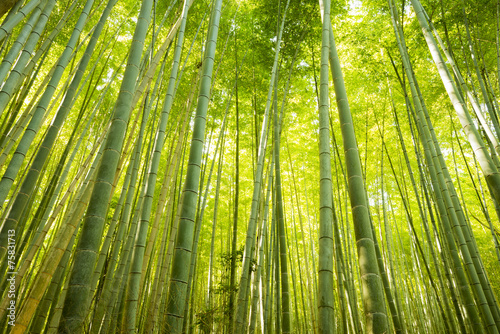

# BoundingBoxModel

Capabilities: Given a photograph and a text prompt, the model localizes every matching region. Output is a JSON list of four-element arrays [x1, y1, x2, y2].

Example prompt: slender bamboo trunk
[[327, 7, 388, 333], [234, 1, 290, 331], [164, 0, 222, 331], [228, 29, 240, 333], [57, 0, 152, 331], [317, 0, 335, 332]]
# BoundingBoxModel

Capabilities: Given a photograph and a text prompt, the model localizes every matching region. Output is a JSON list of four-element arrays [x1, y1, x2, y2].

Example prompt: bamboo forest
[[1, 0, 500, 332]]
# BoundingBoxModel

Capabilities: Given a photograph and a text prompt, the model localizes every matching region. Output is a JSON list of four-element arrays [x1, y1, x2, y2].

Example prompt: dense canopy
[[0, 0, 499, 333]]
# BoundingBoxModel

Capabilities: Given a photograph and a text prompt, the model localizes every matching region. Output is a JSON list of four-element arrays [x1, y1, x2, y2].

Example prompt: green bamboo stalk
[[200, 126, 227, 333], [389, 52, 468, 332], [429, 12, 500, 158], [157, 127, 190, 325], [328, 9, 388, 334], [410, 0, 500, 208], [380, 160, 406, 333], [273, 71, 291, 334], [120, 95, 156, 331], [7, 122, 107, 332], [29, 219, 79, 334], [122, 0, 193, 322], [330, 128, 361, 334], [479, 58, 500, 128], [392, 87, 458, 332], [249, 156, 273, 334], [164, 0, 222, 330], [105, 200, 143, 333], [380, 126, 454, 332], [0, 0, 57, 156], [285, 215, 301, 332], [371, 127, 403, 333], [287, 144, 318, 334], [0, 0, 62, 119], [142, 123, 185, 333], [196, 42, 246, 333], [411, 3, 500, 329], [317, 0, 335, 332], [57, 0, 152, 331], [264, 184, 276, 334], [272, 201, 281, 333], [140, 4, 209, 288], [460, 1, 500, 140], [389, 1, 487, 331], [0, 0, 43, 43], [234, 1, 290, 330], [0, 0, 23, 29], [205, 136, 224, 314], [116, 152, 151, 330], [15, 48, 102, 254], [228, 28, 240, 334], [0, 0, 95, 264], [146, 81, 196, 332], [8, 51, 121, 288], [0, 47, 88, 168], [89, 139, 146, 333], [182, 125, 215, 333], [45, 260, 71, 334], [0, 0, 46, 85], [121, 90, 158, 332], [0, 0, 116, 277]]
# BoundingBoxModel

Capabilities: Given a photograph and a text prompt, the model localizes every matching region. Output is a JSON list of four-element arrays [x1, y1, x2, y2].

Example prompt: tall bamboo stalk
[[164, 0, 223, 331]]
